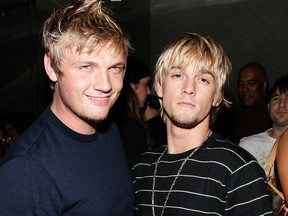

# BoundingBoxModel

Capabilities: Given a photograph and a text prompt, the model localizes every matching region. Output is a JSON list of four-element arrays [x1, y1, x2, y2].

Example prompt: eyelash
[[172, 74, 182, 78], [110, 66, 125, 73], [82, 65, 91, 69], [200, 78, 209, 84]]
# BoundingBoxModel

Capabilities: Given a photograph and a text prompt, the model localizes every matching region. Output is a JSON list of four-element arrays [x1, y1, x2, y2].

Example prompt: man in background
[[239, 74, 288, 170], [231, 62, 272, 143]]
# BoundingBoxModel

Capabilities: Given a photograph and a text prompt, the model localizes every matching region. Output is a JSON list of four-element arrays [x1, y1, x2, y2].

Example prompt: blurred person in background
[[111, 56, 153, 167], [231, 62, 272, 143], [239, 74, 288, 170]]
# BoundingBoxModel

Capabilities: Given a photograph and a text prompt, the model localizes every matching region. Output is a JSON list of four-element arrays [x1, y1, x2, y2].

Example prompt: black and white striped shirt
[[132, 132, 272, 216]]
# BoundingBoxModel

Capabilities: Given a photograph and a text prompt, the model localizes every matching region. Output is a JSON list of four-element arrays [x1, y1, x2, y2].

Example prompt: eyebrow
[[271, 92, 280, 97], [198, 69, 215, 80], [200, 69, 213, 75], [238, 78, 256, 82]]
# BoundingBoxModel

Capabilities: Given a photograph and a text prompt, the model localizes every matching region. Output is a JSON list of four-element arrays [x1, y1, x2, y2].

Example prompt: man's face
[[269, 89, 288, 127], [155, 63, 220, 129], [45, 42, 125, 132], [237, 67, 267, 107]]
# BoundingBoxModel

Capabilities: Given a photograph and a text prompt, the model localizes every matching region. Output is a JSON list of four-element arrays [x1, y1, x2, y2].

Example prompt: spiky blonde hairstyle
[[42, 0, 131, 88]]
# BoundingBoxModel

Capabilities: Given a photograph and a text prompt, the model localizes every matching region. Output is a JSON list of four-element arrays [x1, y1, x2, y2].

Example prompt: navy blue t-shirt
[[0, 107, 134, 215]]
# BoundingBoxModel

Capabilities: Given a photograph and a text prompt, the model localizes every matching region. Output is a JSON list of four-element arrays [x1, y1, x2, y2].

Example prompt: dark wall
[[147, 0, 288, 106], [1, 0, 287, 117]]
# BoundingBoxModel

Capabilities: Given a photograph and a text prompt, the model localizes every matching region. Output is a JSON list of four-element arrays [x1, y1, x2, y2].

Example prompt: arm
[[226, 160, 272, 215], [0, 157, 61, 215], [276, 129, 288, 205]]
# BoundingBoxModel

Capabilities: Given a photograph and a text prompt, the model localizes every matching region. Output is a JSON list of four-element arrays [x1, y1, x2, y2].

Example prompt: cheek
[[57, 75, 79, 91], [114, 79, 124, 91], [65, 73, 91, 87], [137, 86, 147, 97], [109, 75, 124, 90]]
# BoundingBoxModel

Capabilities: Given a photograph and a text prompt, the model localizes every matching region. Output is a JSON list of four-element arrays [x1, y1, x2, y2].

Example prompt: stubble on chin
[[168, 114, 198, 129], [74, 107, 109, 126]]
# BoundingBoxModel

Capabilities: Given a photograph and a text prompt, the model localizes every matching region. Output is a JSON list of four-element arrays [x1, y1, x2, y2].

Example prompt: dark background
[[1, 0, 287, 130]]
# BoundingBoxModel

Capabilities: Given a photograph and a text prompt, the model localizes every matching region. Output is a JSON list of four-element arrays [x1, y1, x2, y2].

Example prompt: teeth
[[90, 96, 106, 100]]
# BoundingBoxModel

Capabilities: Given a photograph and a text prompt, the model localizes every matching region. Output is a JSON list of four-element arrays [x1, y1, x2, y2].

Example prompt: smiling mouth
[[87, 95, 111, 105], [89, 96, 109, 100]]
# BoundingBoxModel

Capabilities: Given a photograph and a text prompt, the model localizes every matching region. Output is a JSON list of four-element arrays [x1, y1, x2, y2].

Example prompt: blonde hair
[[42, 0, 131, 85], [154, 33, 232, 124]]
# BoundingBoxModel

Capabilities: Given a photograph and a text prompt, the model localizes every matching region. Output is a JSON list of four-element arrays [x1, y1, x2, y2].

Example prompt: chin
[[78, 110, 109, 123]]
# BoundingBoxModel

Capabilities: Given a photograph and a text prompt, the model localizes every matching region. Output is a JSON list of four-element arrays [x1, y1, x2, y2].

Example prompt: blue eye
[[109, 66, 125, 74], [81, 65, 91, 69]]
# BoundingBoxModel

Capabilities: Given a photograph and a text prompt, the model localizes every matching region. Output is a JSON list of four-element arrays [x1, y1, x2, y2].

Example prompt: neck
[[50, 102, 96, 135], [269, 125, 287, 139], [166, 120, 211, 154]]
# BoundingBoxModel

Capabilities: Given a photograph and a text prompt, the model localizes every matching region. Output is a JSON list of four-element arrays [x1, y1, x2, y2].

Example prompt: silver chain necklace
[[151, 130, 212, 216]]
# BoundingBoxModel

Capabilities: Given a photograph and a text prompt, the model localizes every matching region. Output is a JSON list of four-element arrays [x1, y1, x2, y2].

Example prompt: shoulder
[[1, 109, 52, 161], [204, 133, 260, 170], [279, 128, 288, 142], [239, 129, 272, 146], [0, 155, 61, 215], [278, 128, 288, 152], [135, 145, 165, 163], [0, 155, 53, 190], [131, 145, 165, 172]]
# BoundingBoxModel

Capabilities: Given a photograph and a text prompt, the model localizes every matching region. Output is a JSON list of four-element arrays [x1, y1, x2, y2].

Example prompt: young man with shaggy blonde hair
[[132, 33, 272, 216]]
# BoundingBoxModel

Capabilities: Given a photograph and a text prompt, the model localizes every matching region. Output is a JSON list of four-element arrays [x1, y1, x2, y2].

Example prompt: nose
[[279, 98, 287, 108], [93, 70, 112, 92], [182, 78, 195, 95], [147, 86, 151, 95], [241, 82, 249, 92]]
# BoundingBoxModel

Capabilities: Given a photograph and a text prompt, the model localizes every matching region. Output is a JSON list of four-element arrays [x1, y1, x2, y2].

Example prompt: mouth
[[88, 96, 109, 100], [87, 95, 110, 105], [177, 101, 195, 108], [242, 94, 251, 100], [276, 110, 288, 115]]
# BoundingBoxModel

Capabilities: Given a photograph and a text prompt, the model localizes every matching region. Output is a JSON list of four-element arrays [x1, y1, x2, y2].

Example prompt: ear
[[155, 81, 163, 98], [130, 82, 138, 92], [212, 93, 222, 107], [44, 53, 58, 82]]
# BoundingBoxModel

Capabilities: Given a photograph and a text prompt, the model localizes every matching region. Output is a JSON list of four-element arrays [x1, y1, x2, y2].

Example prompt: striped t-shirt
[[132, 132, 272, 216]]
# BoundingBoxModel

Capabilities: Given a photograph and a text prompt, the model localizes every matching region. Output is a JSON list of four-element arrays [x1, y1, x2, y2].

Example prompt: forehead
[[138, 76, 150, 82], [238, 67, 263, 81], [67, 38, 124, 55], [171, 59, 211, 73], [66, 42, 125, 61], [274, 88, 288, 95]]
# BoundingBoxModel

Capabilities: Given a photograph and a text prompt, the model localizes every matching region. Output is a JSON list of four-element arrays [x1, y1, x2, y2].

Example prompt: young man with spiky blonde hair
[[0, 0, 134, 215]]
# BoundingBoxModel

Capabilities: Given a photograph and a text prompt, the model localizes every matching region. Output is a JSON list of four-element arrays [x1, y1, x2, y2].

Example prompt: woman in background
[[111, 56, 153, 167]]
